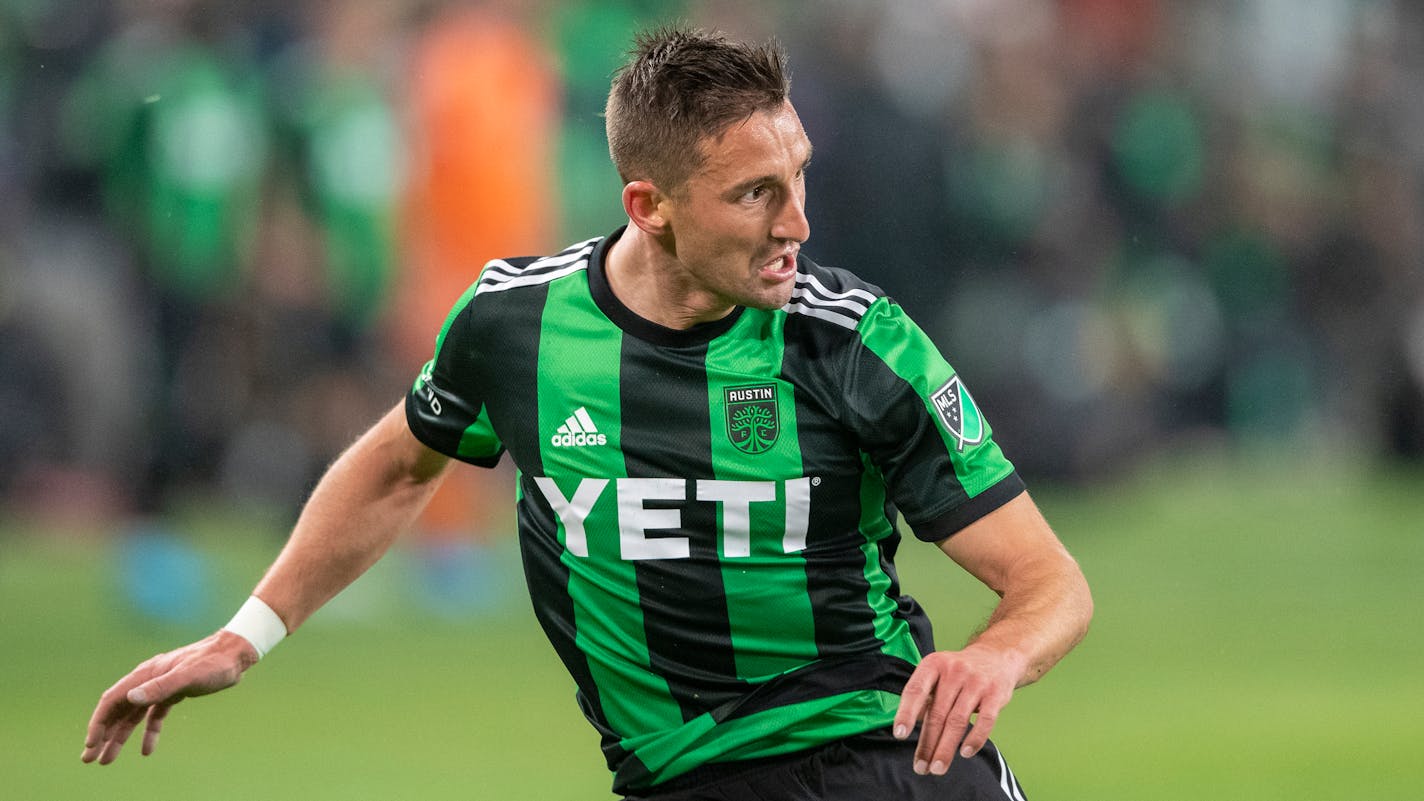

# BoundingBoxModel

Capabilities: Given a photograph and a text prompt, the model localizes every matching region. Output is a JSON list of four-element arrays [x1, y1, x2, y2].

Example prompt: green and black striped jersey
[[405, 227, 1024, 793]]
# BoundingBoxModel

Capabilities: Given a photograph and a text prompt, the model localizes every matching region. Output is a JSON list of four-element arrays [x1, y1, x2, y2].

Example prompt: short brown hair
[[606, 27, 790, 192]]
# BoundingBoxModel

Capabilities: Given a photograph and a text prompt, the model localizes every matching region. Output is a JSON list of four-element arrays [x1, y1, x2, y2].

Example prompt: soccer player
[[82, 28, 1092, 800]]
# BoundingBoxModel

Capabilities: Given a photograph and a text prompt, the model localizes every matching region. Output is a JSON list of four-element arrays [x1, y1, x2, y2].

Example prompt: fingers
[[81, 653, 182, 765], [894, 659, 966, 775], [95, 702, 149, 765], [893, 651, 1016, 776], [913, 679, 965, 775], [141, 702, 179, 756], [82, 680, 179, 764], [82, 671, 151, 764], [82, 634, 252, 766], [891, 661, 935, 741], [958, 688, 1009, 758]]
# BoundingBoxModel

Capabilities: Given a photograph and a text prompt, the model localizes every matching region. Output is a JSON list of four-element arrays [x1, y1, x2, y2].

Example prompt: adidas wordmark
[[551, 407, 607, 447]]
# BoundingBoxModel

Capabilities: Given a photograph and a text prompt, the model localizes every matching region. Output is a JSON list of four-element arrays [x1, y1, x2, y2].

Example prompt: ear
[[623, 180, 672, 236]]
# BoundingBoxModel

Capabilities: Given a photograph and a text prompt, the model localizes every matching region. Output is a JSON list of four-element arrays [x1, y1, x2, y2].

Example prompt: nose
[[772, 186, 810, 244]]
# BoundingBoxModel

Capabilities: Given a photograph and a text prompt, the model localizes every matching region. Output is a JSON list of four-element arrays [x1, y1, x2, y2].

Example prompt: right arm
[[81, 402, 451, 765], [250, 401, 452, 631]]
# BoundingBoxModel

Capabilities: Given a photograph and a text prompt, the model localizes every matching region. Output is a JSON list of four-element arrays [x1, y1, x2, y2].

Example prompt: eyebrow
[[726, 148, 815, 197]]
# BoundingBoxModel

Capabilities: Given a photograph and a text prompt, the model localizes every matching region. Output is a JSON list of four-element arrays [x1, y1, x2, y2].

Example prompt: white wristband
[[222, 596, 288, 659]]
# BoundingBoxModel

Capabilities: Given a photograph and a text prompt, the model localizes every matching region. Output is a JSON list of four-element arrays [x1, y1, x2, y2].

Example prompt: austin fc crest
[[725, 383, 779, 454], [931, 375, 985, 452]]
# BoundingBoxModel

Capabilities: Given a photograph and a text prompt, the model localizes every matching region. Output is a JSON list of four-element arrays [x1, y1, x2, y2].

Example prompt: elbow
[[1067, 558, 1094, 646]]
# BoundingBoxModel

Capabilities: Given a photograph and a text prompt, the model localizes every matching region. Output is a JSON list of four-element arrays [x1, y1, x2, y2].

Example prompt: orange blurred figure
[[393, 3, 560, 574]]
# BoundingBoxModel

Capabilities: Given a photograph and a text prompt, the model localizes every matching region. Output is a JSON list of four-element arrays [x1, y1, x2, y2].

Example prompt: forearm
[[966, 551, 1093, 688], [252, 403, 450, 632], [939, 491, 1093, 688], [898, 493, 1092, 768]]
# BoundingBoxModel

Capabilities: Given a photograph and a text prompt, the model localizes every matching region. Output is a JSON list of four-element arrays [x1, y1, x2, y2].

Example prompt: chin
[[746, 285, 795, 311]]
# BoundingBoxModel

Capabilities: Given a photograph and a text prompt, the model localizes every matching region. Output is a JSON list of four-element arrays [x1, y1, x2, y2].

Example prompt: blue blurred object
[[412, 541, 502, 620], [117, 526, 211, 624]]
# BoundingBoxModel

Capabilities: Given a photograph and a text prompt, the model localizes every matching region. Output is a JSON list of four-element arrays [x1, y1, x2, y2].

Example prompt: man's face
[[658, 101, 813, 315]]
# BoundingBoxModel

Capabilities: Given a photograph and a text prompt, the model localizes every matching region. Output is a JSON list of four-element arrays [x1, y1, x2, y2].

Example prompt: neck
[[604, 226, 734, 330]]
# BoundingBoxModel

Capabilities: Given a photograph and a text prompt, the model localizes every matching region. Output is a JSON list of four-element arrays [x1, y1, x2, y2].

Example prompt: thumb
[[128, 676, 170, 706]]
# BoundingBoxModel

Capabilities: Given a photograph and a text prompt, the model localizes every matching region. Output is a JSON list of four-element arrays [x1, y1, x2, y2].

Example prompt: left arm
[[892, 490, 1092, 775]]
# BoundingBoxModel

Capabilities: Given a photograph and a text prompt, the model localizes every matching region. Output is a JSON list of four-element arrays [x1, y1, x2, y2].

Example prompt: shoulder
[[432, 235, 603, 357], [782, 255, 889, 333], [780, 256, 943, 375], [471, 235, 602, 298]]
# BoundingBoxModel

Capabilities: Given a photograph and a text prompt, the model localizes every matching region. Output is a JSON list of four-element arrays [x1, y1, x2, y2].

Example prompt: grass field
[[3, 454, 1421, 799]]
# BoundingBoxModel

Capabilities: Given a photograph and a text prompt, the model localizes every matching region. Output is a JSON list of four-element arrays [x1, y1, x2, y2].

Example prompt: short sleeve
[[405, 280, 504, 467], [845, 298, 1023, 541]]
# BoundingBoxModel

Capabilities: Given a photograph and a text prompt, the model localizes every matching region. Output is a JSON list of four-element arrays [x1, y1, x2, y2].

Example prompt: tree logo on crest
[[931, 376, 985, 452], [725, 383, 779, 454]]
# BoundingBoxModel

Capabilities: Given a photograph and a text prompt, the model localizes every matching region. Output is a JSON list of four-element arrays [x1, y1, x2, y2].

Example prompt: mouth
[[758, 250, 799, 282]]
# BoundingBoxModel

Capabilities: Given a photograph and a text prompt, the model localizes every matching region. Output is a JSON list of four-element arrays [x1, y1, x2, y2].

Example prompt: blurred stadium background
[[1, 0, 1421, 798]]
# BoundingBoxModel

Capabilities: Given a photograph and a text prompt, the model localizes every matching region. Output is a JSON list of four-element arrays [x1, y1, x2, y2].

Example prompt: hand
[[81, 630, 259, 765], [891, 644, 1024, 776]]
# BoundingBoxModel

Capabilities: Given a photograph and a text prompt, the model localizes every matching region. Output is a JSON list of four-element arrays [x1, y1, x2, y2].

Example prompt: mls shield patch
[[931, 375, 985, 452], [725, 383, 779, 454]]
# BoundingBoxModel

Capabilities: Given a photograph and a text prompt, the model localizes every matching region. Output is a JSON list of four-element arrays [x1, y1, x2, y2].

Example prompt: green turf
[[3, 455, 1421, 799]]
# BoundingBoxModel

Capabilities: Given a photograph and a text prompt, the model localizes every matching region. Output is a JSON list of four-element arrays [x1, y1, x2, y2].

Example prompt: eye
[[741, 185, 768, 202]]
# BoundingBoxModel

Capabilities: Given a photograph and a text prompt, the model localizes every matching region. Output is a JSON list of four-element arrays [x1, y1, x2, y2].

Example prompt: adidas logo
[[550, 407, 608, 448]]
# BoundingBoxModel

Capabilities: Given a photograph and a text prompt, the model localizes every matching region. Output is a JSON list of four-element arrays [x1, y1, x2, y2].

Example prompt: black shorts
[[622, 729, 1028, 801]]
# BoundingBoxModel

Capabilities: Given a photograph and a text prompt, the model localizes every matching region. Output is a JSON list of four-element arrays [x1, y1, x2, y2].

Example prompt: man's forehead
[[696, 102, 812, 180]]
